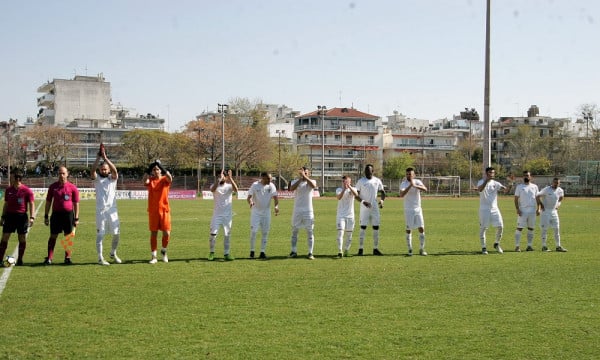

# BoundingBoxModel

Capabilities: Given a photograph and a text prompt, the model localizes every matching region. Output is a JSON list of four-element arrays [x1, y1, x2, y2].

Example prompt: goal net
[[404, 176, 461, 197]]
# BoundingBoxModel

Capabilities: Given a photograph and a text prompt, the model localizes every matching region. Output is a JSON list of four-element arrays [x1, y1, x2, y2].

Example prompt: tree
[[263, 139, 308, 189], [577, 103, 600, 168], [507, 125, 548, 172], [444, 150, 471, 178], [184, 119, 222, 177], [383, 153, 415, 179], [183, 97, 271, 178], [120, 129, 171, 169], [228, 97, 267, 128], [547, 125, 577, 175], [163, 132, 195, 173], [24, 125, 76, 169], [524, 157, 552, 175], [579, 103, 598, 132], [226, 116, 270, 175]]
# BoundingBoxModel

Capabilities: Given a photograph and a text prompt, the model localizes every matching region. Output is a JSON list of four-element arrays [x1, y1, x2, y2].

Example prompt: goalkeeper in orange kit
[[143, 160, 173, 264]]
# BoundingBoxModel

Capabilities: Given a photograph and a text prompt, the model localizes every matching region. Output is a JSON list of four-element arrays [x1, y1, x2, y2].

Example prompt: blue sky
[[1, 0, 598, 131]]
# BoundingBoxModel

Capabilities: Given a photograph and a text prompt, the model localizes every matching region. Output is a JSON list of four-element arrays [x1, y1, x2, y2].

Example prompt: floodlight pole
[[482, 0, 491, 172], [317, 105, 327, 192], [276, 129, 285, 189], [218, 103, 228, 172]]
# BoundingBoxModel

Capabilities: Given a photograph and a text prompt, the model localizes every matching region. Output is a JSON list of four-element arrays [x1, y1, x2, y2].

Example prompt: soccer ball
[[3, 255, 16, 267]]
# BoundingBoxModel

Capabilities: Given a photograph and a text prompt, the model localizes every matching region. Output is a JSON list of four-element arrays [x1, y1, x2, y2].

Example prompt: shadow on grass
[[430, 250, 484, 256], [15, 250, 489, 267]]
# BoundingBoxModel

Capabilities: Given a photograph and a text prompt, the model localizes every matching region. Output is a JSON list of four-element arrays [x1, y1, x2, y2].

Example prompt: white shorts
[[479, 207, 503, 229], [517, 209, 537, 229], [210, 214, 232, 236], [250, 212, 271, 234], [359, 207, 381, 227], [336, 216, 355, 231], [404, 207, 424, 230], [96, 207, 120, 236], [540, 210, 560, 229], [292, 212, 314, 230]]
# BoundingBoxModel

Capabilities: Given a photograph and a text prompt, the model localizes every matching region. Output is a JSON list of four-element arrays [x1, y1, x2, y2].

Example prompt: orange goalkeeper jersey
[[146, 176, 171, 212]]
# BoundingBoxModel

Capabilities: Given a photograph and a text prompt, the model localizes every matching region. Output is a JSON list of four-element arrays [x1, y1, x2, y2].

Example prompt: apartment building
[[33, 74, 163, 166], [491, 105, 572, 171], [37, 74, 111, 126], [294, 107, 381, 179]]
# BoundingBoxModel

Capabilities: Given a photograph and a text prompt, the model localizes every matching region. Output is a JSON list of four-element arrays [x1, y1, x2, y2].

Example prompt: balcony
[[392, 143, 454, 151], [297, 138, 377, 147], [37, 94, 55, 106], [37, 108, 55, 122], [294, 124, 378, 133], [37, 82, 54, 93]]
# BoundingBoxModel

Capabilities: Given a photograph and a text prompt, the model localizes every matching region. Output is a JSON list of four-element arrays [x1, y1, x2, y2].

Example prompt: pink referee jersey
[[46, 182, 80, 212]]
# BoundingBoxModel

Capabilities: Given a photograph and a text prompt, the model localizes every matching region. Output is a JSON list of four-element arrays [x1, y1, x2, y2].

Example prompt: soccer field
[[1, 196, 599, 359]]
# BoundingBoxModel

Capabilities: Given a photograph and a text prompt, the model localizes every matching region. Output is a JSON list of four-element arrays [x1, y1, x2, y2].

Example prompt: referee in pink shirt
[[43, 166, 80, 265], [1, 170, 35, 266]]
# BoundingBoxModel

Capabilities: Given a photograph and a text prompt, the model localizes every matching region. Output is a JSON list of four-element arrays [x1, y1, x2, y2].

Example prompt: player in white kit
[[536, 178, 567, 252], [208, 169, 238, 261], [513, 171, 540, 252], [247, 172, 279, 259], [477, 167, 512, 255], [399, 167, 428, 256], [355, 164, 386, 256], [335, 176, 359, 258], [91, 145, 122, 265], [289, 167, 318, 260]]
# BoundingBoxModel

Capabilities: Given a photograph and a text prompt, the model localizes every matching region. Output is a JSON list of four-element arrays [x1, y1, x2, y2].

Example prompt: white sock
[[373, 229, 379, 249], [479, 227, 487, 248], [337, 229, 344, 252], [209, 234, 216, 252], [359, 228, 366, 248], [527, 230, 534, 247]]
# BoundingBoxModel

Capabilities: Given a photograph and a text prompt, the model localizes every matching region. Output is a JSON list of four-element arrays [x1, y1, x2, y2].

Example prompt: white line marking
[[0, 200, 45, 298]]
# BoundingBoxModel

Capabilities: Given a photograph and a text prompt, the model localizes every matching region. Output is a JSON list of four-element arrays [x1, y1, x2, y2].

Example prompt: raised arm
[[227, 169, 239, 193], [90, 155, 101, 180], [104, 155, 118, 181], [211, 171, 223, 192]]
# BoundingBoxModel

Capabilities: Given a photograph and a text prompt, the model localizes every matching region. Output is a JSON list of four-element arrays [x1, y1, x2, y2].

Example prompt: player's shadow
[[430, 250, 484, 256]]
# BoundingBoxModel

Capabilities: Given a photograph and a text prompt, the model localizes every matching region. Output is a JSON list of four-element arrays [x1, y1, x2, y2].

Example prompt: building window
[[503, 129, 510, 135]]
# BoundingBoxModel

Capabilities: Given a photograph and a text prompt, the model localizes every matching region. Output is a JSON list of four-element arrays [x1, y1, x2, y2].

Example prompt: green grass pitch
[[1, 196, 599, 359]]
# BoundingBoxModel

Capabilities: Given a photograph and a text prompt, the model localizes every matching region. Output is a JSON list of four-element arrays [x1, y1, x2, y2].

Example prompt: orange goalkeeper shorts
[[148, 210, 171, 232]]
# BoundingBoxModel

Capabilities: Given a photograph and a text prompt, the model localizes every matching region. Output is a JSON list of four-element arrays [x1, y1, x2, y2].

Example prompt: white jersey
[[356, 176, 384, 205], [538, 186, 564, 211], [336, 187, 356, 219], [248, 181, 277, 216], [477, 179, 505, 210], [291, 179, 315, 216], [515, 183, 539, 210], [400, 179, 424, 209], [212, 183, 234, 217], [94, 175, 118, 211]]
